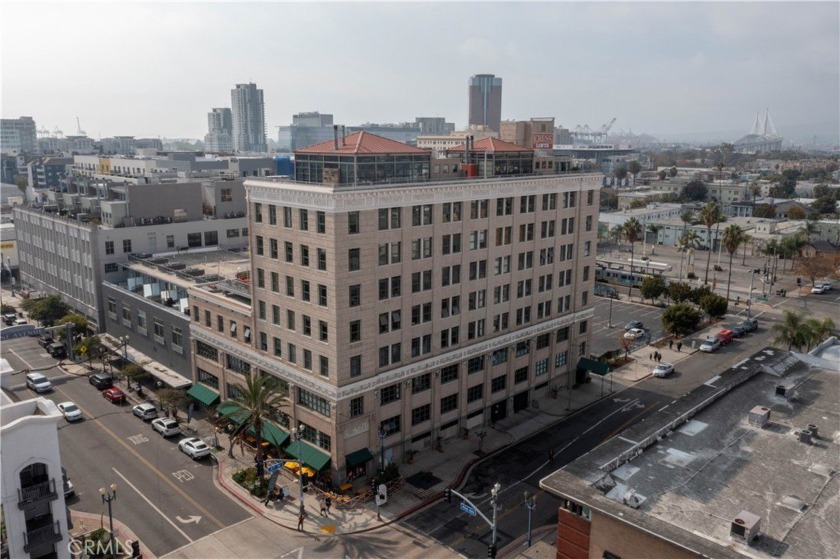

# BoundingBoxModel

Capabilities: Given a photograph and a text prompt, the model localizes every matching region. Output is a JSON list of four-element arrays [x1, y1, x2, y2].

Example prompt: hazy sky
[[2, 1, 838, 142]]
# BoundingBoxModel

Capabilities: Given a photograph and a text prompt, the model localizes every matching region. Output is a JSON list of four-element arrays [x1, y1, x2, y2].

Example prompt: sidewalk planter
[[232, 467, 268, 498]]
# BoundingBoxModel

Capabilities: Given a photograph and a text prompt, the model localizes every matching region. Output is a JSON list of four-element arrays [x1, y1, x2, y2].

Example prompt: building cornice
[[191, 306, 594, 403]]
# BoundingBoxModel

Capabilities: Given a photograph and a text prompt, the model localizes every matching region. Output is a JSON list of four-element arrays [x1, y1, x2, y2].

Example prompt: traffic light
[[487, 544, 497, 558], [371, 479, 377, 494], [444, 488, 452, 503]]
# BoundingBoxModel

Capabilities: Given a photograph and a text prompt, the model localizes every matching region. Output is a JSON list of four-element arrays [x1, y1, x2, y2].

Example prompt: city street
[[2, 336, 253, 557], [591, 297, 665, 356]]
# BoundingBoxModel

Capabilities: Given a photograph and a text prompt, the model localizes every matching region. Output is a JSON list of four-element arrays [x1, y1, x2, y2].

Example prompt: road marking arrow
[[176, 515, 201, 524]]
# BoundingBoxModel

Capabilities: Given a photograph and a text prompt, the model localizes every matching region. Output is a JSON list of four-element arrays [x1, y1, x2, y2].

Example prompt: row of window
[[254, 204, 327, 234], [254, 239, 328, 271], [107, 297, 183, 349], [254, 273, 329, 306]]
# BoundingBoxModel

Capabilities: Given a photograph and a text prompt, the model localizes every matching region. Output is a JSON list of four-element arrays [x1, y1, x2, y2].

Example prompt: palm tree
[[646, 224, 661, 255], [610, 227, 623, 252], [803, 317, 836, 351], [680, 211, 694, 238], [698, 202, 723, 284], [677, 230, 701, 281], [722, 224, 749, 300], [801, 220, 819, 243], [622, 217, 643, 295], [225, 374, 290, 478], [771, 310, 809, 351]]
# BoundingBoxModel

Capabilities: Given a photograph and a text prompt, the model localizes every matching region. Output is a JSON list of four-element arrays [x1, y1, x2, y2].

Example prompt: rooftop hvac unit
[[730, 511, 761, 544], [807, 424, 819, 437], [797, 429, 813, 444], [748, 406, 771, 427], [775, 383, 796, 401]]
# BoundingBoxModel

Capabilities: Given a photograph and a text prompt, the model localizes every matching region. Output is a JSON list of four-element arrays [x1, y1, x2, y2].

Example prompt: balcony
[[17, 479, 58, 509], [23, 520, 62, 552]]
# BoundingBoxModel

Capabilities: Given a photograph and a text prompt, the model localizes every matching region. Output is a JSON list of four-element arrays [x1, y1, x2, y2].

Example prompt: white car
[[652, 363, 675, 378], [179, 437, 211, 459], [25, 372, 52, 393], [820, 282, 833, 292], [57, 401, 83, 421], [151, 417, 181, 437], [811, 284, 827, 294], [132, 403, 158, 421], [624, 328, 646, 340], [699, 337, 721, 353]]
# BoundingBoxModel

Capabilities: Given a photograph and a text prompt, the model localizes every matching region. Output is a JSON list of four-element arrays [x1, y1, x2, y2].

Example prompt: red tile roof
[[446, 137, 534, 153], [295, 131, 430, 155]]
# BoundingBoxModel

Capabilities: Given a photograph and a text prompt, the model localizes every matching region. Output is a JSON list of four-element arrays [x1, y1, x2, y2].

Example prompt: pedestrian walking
[[297, 512, 305, 531], [669, 339, 674, 350], [320, 501, 327, 516], [649, 353, 653, 360], [325, 496, 332, 515], [677, 341, 682, 352]]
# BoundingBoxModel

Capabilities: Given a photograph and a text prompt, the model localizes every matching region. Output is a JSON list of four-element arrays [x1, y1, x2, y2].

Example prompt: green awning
[[285, 440, 331, 471], [187, 384, 220, 406], [247, 422, 289, 448], [216, 401, 249, 426], [345, 447, 374, 468], [577, 357, 611, 376]]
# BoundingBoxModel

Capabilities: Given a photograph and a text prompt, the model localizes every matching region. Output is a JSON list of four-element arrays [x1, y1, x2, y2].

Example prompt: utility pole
[[443, 483, 502, 558]]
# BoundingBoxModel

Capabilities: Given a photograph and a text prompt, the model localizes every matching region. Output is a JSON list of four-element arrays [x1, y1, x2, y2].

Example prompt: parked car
[[57, 401, 83, 422], [3, 312, 17, 325], [89, 373, 113, 390], [699, 337, 722, 353], [62, 467, 75, 498], [742, 317, 758, 332], [47, 342, 67, 359], [730, 324, 748, 338], [624, 328, 646, 340], [13, 318, 27, 326], [716, 329, 735, 346], [179, 437, 211, 460], [811, 284, 827, 294], [152, 417, 181, 437], [624, 320, 644, 331], [653, 363, 675, 378], [25, 372, 52, 393], [102, 387, 126, 404], [132, 403, 158, 421], [820, 282, 833, 292], [38, 335, 54, 348]]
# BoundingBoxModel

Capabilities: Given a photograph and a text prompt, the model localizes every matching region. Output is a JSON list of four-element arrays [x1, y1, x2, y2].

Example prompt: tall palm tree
[[722, 224, 749, 300], [646, 224, 661, 255], [680, 211, 694, 238], [699, 202, 723, 284], [801, 220, 819, 243], [677, 230, 701, 281], [225, 374, 290, 478], [622, 217, 643, 295], [803, 317, 836, 351], [771, 310, 808, 351]]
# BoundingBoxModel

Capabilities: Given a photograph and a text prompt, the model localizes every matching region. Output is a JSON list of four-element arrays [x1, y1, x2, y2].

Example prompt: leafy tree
[[224, 374, 290, 477], [15, 175, 28, 194], [614, 165, 628, 185], [20, 295, 72, 326], [682, 180, 708, 202], [787, 206, 807, 220], [667, 281, 693, 303], [646, 224, 661, 248], [622, 217, 643, 295], [811, 195, 838, 216], [618, 335, 634, 359], [662, 303, 702, 336], [688, 285, 712, 305], [699, 293, 728, 318], [639, 276, 666, 304], [628, 160, 642, 183], [698, 202, 724, 284], [658, 170, 667, 181], [121, 363, 149, 385], [669, 166, 678, 178], [74, 335, 106, 367], [158, 388, 191, 421], [812, 184, 832, 198], [803, 317, 836, 351], [55, 313, 88, 340], [794, 254, 838, 286], [722, 224, 749, 300], [771, 310, 808, 351], [600, 188, 618, 210], [753, 204, 776, 218]]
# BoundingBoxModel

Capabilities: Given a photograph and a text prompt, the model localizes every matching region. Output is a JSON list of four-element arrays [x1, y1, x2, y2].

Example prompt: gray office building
[[468, 74, 503, 132], [231, 83, 267, 153], [205, 108, 234, 153]]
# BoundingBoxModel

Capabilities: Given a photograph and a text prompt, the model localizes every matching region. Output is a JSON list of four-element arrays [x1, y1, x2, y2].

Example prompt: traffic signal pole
[[444, 483, 501, 558]]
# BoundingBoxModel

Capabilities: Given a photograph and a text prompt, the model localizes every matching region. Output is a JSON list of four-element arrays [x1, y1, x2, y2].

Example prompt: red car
[[102, 387, 126, 404]]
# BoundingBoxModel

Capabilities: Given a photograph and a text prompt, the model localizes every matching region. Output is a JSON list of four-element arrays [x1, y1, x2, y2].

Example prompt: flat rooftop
[[124, 247, 250, 286], [541, 348, 840, 559]]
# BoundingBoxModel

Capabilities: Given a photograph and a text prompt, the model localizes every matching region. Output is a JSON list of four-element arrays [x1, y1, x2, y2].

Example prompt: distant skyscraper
[[468, 74, 502, 132], [231, 83, 267, 153], [1, 116, 38, 154], [205, 108, 233, 152]]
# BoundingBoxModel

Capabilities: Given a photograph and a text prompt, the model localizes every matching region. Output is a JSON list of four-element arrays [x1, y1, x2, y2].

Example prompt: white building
[[1, 359, 71, 559], [231, 83, 267, 153]]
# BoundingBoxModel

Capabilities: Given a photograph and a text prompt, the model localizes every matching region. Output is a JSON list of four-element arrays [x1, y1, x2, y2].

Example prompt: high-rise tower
[[231, 83, 267, 153], [468, 74, 503, 132], [205, 108, 233, 152]]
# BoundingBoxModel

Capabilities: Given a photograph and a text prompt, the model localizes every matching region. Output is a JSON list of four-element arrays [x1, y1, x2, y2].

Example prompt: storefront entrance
[[513, 390, 529, 413], [490, 400, 507, 423]]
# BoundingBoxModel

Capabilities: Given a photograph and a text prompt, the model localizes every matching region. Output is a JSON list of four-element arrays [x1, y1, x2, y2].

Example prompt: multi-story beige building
[[189, 133, 600, 485]]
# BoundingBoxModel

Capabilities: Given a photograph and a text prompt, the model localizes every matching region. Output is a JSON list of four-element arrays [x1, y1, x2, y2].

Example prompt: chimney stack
[[341, 125, 346, 146], [333, 125, 339, 150]]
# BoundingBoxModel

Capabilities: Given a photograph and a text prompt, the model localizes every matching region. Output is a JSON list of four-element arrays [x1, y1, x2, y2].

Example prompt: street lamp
[[292, 424, 305, 515], [119, 335, 130, 363], [99, 483, 117, 551], [378, 425, 386, 477], [747, 268, 760, 318], [523, 491, 537, 547], [490, 482, 501, 558]]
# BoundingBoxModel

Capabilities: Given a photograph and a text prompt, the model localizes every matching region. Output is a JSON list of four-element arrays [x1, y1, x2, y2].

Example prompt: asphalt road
[[402, 319, 781, 558], [2, 336, 253, 557], [591, 297, 665, 356]]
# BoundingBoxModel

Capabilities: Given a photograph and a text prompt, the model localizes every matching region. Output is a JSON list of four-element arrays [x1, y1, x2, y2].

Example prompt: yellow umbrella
[[284, 461, 300, 470], [301, 466, 317, 478]]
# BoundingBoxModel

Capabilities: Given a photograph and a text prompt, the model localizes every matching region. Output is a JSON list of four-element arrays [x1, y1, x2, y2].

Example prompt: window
[[286, 310, 295, 331], [299, 209, 309, 230], [470, 199, 488, 219], [586, 215, 593, 231], [268, 204, 276, 225], [583, 266, 590, 281], [217, 315, 224, 333], [517, 279, 532, 298], [349, 284, 361, 307], [411, 238, 433, 260], [440, 394, 458, 413], [379, 242, 401, 265], [555, 351, 568, 368], [442, 202, 462, 222], [154, 318, 165, 342], [227, 228, 240, 238], [490, 348, 508, 365], [254, 203, 263, 222], [317, 211, 326, 233], [271, 272, 280, 292], [255, 236, 264, 256], [495, 226, 512, 246], [226, 354, 251, 376], [515, 367, 529, 384], [300, 244, 310, 266], [105, 241, 114, 255], [537, 300, 552, 318], [272, 305, 280, 324], [350, 355, 361, 377], [284, 241, 293, 262], [442, 233, 461, 255], [287, 343, 296, 363], [378, 343, 401, 366], [273, 337, 282, 357], [378, 207, 401, 230], [441, 265, 461, 286], [283, 206, 293, 227], [257, 301, 266, 320], [557, 324, 570, 342], [493, 312, 509, 332], [379, 310, 401, 333], [536, 358, 549, 376], [469, 230, 487, 250], [584, 241, 591, 257], [380, 383, 401, 405], [198, 368, 219, 390], [440, 296, 460, 318], [541, 220, 556, 238], [540, 248, 554, 266], [468, 289, 486, 310], [104, 263, 119, 273], [496, 197, 513, 216], [520, 195, 536, 213], [318, 320, 328, 342], [302, 315, 311, 336], [468, 260, 487, 280], [380, 416, 401, 437], [204, 231, 218, 246], [167, 235, 175, 248], [412, 404, 431, 425], [542, 193, 557, 210], [579, 341, 587, 356], [379, 276, 401, 300], [412, 204, 433, 226], [561, 218, 575, 235], [411, 334, 432, 357], [299, 388, 330, 416], [468, 356, 485, 374], [318, 284, 328, 306], [494, 256, 510, 275], [350, 396, 364, 417], [467, 385, 484, 403], [538, 274, 553, 293], [348, 248, 360, 271], [123, 239, 132, 253], [412, 303, 432, 325], [348, 211, 360, 234], [518, 251, 533, 270], [285, 276, 294, 297], [467, 319, 485, 339], [349, 320, 361, 343], [580, 320, 588, 334], [563, 191, 576, 208], [516, 306, 532, 325], [440, 327, 460, 348], [256, 268, 265, 288], [491, 375, 507, 393], [187, 232, 202, 247], [411, 270, 432, 292], [587, 190, 594, 205], [494, 284, 510, 304], [582, 291, 588, 306], [515, 340, 530, 357], [412, 373, 431, 393], [440, 364, 459, 383]]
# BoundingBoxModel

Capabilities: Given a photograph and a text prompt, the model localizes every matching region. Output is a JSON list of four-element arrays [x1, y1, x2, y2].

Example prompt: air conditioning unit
[[775, 383, 796, 401], [748, 406, 770, 427], [730, 511, 761, 544], [797, 429, 813, 444]]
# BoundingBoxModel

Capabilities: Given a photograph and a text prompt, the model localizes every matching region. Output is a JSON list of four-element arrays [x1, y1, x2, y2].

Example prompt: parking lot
[[591, 296, 666, 356]]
